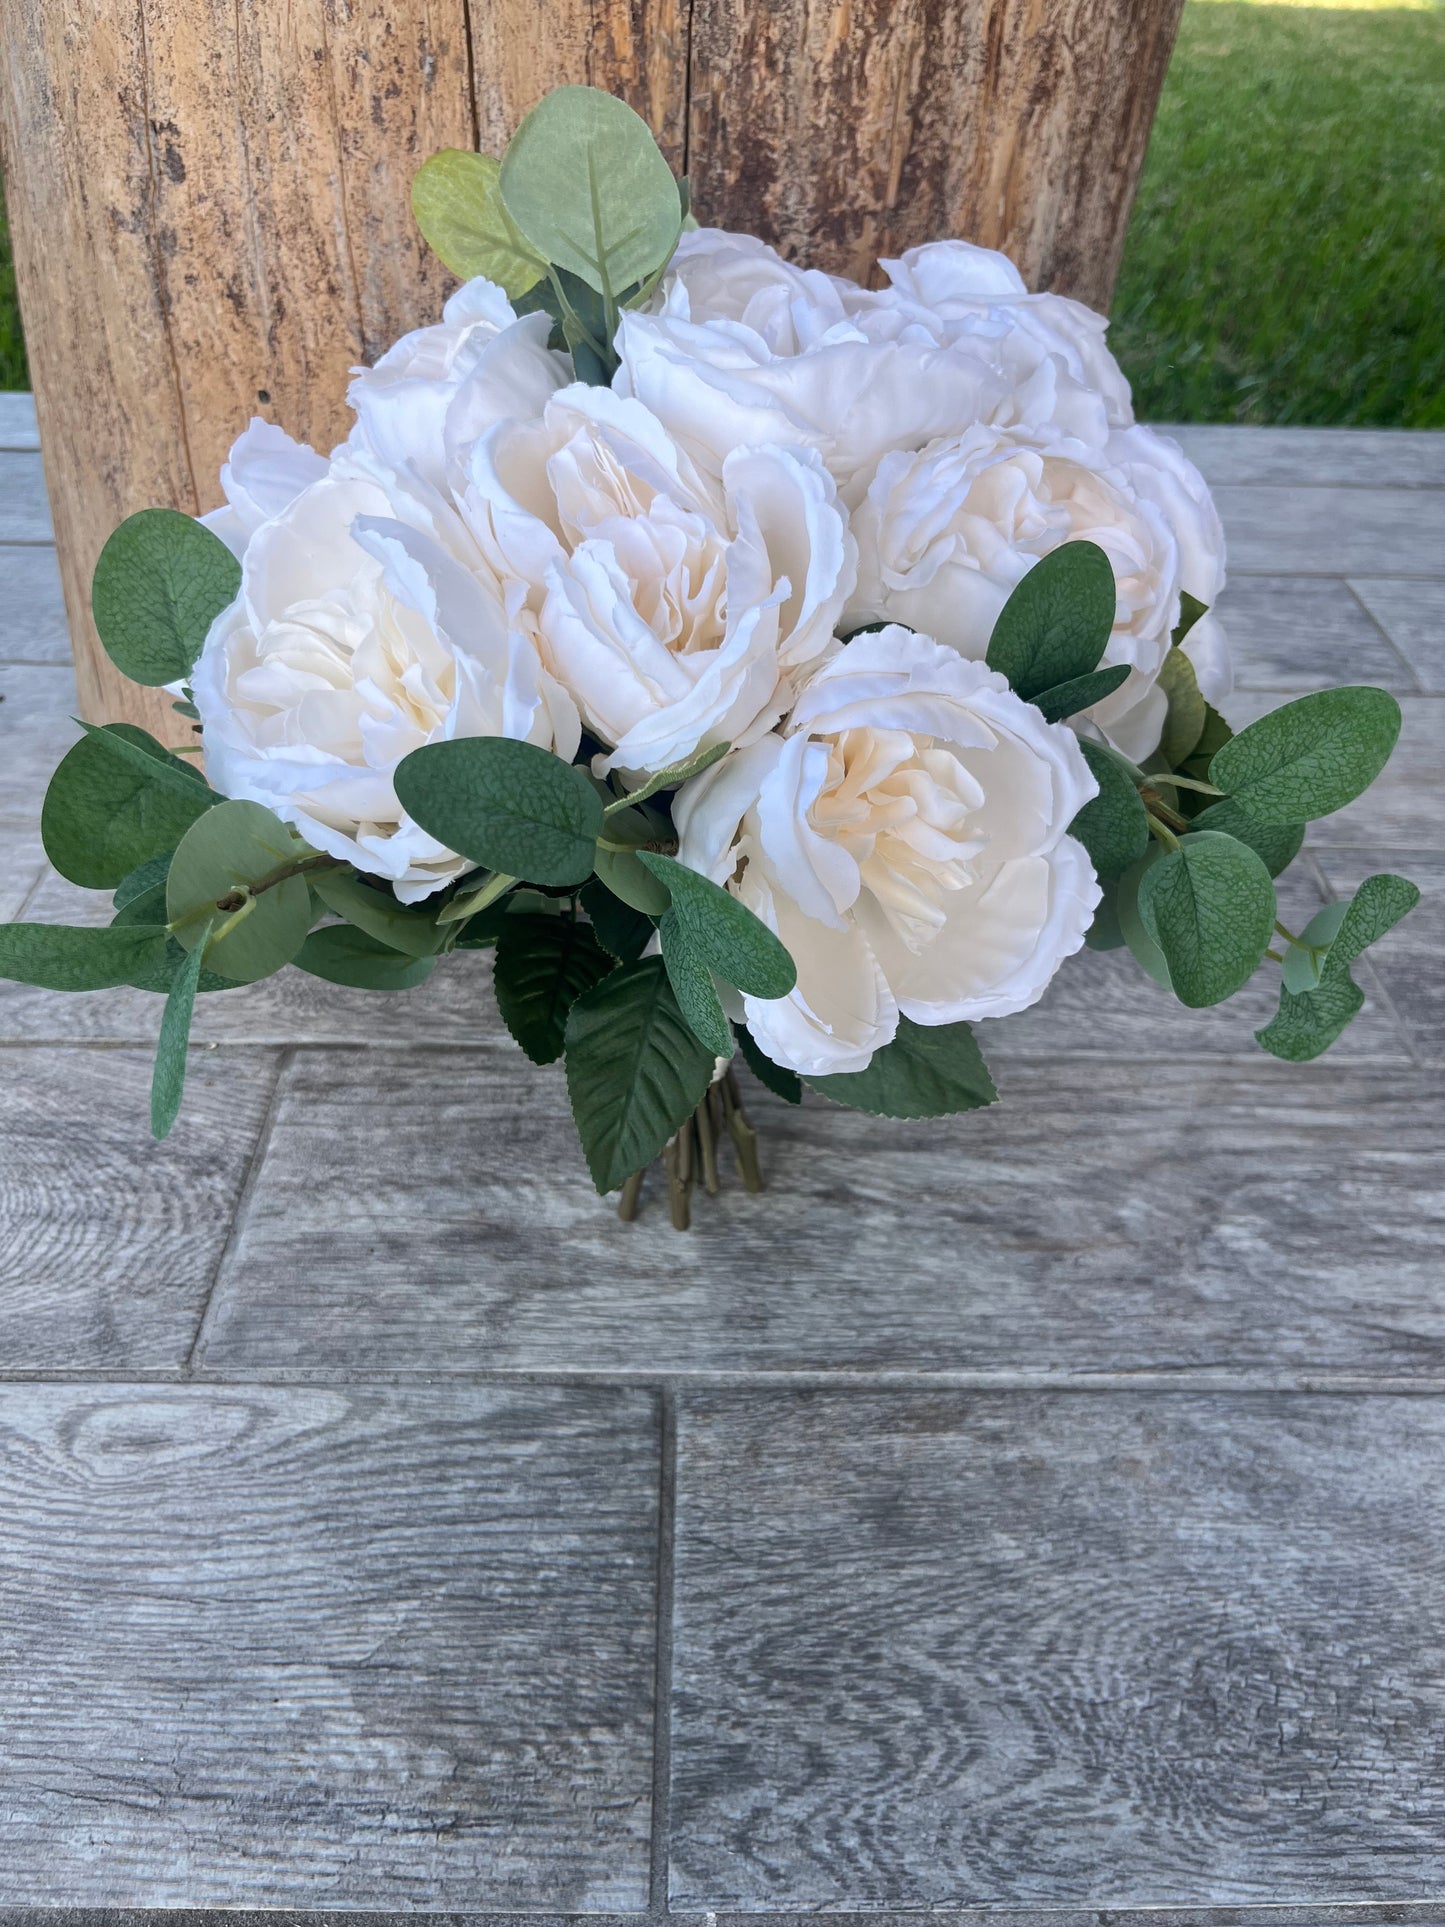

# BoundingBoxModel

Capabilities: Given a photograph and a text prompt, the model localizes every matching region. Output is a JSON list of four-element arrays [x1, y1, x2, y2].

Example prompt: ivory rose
[[192, 470, 579, 900], [674, 627, 1100, 1076], [462, 382, 857, 775]]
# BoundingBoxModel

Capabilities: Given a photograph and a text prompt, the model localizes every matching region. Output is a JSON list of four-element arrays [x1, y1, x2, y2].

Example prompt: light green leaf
[[410, 149, 546, 295], [1281, 901, 1349, 994], [1030, 663, 1130, 725], [394, 736, 602, 887], [494, 912, 614, 1064], [499, 86, 681, 298], [311, 871, 446, 958], [91, 508, 240, 686], [807, 1015, 997, 1118], [1209, 686, 1402, 825], [0, 922, 172, 992], [984, 541, 1116, 701], [42, 722, 215, 888], [151, 917, 210, 1139], [638, 852, 796, 999], [734, 1022, 802, 1105], [296, 925, 438, 991], [607, 740, 729, 813], [1189, 796, 1304, 878], [1070, 740, 1149, 879], [594, 842, 673, 916], [1157, 645, 1207, 768], [166, 799, 312, 984], [564, 956, 716, 1192], [1137, 829, 1276, 1008]]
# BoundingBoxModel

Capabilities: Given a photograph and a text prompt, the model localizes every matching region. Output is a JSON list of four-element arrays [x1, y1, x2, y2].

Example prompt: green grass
[[1111, 0, 1445, 426], [0, 192, 25, 391]]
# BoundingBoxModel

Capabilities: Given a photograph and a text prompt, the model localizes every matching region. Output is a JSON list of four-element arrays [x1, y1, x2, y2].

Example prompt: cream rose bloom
[[674, 627, 1100, 1076], [201, 418, 330, 557], [462, 382, 857, 775], [192, 470, 579, 900]]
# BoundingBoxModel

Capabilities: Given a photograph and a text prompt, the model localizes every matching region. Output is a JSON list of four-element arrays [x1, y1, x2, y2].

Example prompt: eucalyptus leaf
[[807, 1016, 997, 1119], [1280, 902, 1349, 994], [0, 922, 172, 992], [42, 722, 215, 888], [500, 86, 681, 299], [1084, 885, 1126, 952], [1117, 847, 1173, 989], [734, 1022, 803, 1104], [658, 926, 733, 1057], [580, 876, 655, 962], [1256, 871, 1419, 1062], [1070, 740, 1149, 879], [564, 956, 716, 1192], [114, 849, 175, 910], [1209, 686, 1402, 824], [984, 541, 1116, 701], [1189, 796, 1304, 879], [1031, 663, 1130, 725], [608, 740, 729, 812], [1137, 829, 1276, 1008], [494, 913, 614, 1065], [594, 842, 673, 916], [166, 800, 313, 984], [151, 917, 210, 1139], [91, 508, 240, 686], [394, 736, 602, 887], [1156, 645, 1207, 768], [638, 852, 795, 999], [1255, 975, 1366, 1064], [296, 925, 438, 991], [109, 890, 232, 993], [311, 871, 446, 958], [410, 149, 546, 294]]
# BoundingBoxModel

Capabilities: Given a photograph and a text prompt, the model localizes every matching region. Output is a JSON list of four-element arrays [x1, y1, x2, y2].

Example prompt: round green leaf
[[91, 508, 241, 686], [807, 1016, 997, 1119], [494, 913, 614, 1064], [166, 800, 312, 984], [639, 853, 796, 999], [984, 541, 1117, 700], [500, 86, 681, 298], [41, 723, 214, 889], [411, 149, 547, 295], [1209, 686, 1402, 825], [296, 925, 438, 991], [1117, 847, 1173, 989], [1137, 829, 1276, 1008], [1190, 797, 1304, 879], [1070, 740, 1149, 880], [394, 737, 603, 888]]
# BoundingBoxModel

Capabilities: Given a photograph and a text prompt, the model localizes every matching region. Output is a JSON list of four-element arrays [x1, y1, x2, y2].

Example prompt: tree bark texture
[[0, 0, 1183, 733]]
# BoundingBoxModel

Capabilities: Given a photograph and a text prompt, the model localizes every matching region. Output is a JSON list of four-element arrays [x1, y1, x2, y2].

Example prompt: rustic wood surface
[[0, 425, 1443, 1914], [0, 2, 1182, 732]]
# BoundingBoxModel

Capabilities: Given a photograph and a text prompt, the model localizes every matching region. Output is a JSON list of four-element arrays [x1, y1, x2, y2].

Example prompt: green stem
[[1146, 813, 1182, 854], [1274, 918, 1304, 948], [1141, 772, 1224, 796]]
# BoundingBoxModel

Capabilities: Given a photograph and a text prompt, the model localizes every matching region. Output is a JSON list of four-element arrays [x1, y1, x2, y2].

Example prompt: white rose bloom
[[463, 382, 857, 775], [201, 418, 330, 557], [674, 627, 1100, 1076], [192, 470, 579, 900], [846, 421, 1196, 761], [664, 229, 869, 353]]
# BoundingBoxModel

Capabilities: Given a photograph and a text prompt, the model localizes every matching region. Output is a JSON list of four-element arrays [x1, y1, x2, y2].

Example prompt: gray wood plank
[[1213, 485, 1445, 579], [1313, 847, 1444, 1066], [0, 1381, 658, 1909], [0, 452, 54, 542], [0, 830, 44, 923], [1, 1914, 1442, 1927], [1216, 575, 1415, 693], [0, 544, 71, 663], [1161, 423, 1445, 489], [1349, 578, 1445, 693], [669, 1389, 1445, 1910], [0, 1047, 278, 1370], [0, 664, 80, 829], [197, 1052, 1443, 1380], [0, 392, 39, 452]]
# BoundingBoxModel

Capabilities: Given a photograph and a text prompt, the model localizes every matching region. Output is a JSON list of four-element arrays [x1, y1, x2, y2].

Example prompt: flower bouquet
[[1, 88, 1418, 1225]]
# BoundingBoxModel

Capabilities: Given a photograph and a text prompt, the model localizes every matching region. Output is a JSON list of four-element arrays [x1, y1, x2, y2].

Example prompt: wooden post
[[0, 0, 1183, 732]]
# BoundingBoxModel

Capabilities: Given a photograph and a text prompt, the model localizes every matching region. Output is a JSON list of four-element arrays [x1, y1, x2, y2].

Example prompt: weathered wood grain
[[0, 453, 54, 543], [1349, 579, 1445, 694], [0, 546, 72, 665], [669, 1390, 1445, 1908], [2, 1912, 1444, 1927], [1165, 424, 1445, 490], [0, 665, 81, 829], [0, 1047, 277, 1370], [1213, 486, 1445, 579], [1217, 576, 1415, 694], [1313, 847, 1443, 1068], [0, 1382, 658, 1907], [196, 1052, 1443, 1379]]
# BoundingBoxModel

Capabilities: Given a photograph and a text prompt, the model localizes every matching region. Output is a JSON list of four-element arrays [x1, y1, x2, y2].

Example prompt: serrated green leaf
[[1210, 686, 1402, 825], [608, 740, 730, 813], [1070, 740, 1150, 879], [638, 853, 795, 999], [91, 508, 240, 686], [310, 871, 446, 958], [499, 86, 681, 299], [984, 541, 1116, 701], [1030, 663, 1131, 725], [1190, 796, 1304, 878], [580, 877, 655, 962], [808, 1016, 996, 1118], [564, 956, 716, 1192], [295, 925, 438, 991], [0, 922, 172, 992], [494, 913, 614, 1065], [1157, 645, 1207, 768], [394, 737, 602, 887], [1137, 829, 1276, 1008], [734, 1022, 802, 1104], [410, 149, 547, 294], [166, 800, 312, 984], [42, 722, 215, 888], [151, 917, 210, 1139]]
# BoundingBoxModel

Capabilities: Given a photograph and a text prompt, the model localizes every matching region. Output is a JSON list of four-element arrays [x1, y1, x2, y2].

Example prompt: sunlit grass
[[1111, 0, 1445, 424], [0, 196, 25, 391]]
